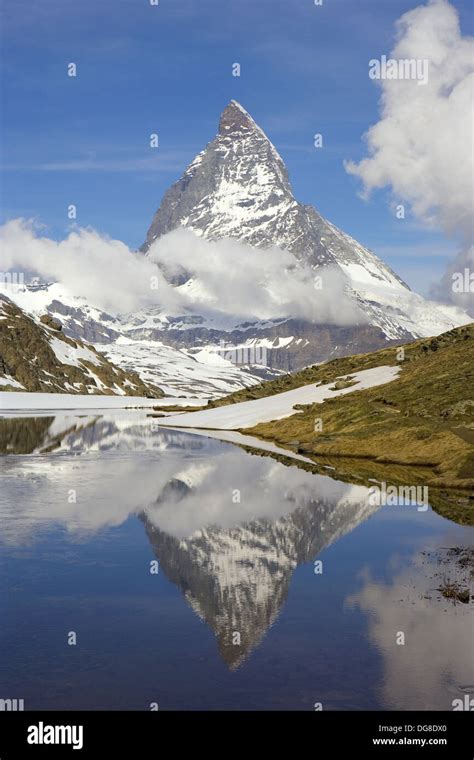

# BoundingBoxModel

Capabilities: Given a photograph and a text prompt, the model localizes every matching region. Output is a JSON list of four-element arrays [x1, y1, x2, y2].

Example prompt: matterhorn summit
[[139, 101, 469, 360], [142, 100, 401, 280]]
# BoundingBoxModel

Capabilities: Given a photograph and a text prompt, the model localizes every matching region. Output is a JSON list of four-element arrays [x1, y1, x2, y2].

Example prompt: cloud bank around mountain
[[0, 218, 180, 314], [0, 219, 363, 325], [345, 0, 473, 313], [147, 227, 363, 324]]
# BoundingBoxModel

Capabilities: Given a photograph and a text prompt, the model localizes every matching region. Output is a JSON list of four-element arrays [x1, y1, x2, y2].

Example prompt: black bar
[[0, 711, 472, 758]]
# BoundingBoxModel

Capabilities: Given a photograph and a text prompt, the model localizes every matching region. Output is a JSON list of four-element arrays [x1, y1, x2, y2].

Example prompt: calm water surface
[[0, 412, 472, 710]]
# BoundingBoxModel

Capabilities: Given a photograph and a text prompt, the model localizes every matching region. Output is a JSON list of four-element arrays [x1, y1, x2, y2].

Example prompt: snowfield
[[0, 365, 400, 424], [159, 365, 401, 430], [49, 336, 102, 367], [0, 375, 25, 389], [102, 338, 268, 398]]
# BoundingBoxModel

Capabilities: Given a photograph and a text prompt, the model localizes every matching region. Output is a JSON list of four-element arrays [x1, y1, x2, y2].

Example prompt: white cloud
[[147, 227, 363, 324], [0, 219, 363, 325], [347, 551, 473, 710], [345, 0, 474, 311], [0, 218, 179, 314]]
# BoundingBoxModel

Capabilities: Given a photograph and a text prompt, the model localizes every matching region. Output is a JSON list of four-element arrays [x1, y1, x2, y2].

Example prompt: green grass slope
[[230, 324, 474, 524]]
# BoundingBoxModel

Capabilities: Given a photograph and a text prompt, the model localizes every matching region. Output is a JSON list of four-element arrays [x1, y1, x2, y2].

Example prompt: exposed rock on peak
[[218, 100, 261, 136]]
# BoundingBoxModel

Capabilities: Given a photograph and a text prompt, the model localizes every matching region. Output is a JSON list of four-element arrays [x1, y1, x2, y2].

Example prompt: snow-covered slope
[[159, 365, 400, 430], [143, 101, 400, 282], [102, 338, 274, 398], [0, 282, 273, 398], [0, 391, 200, 411]]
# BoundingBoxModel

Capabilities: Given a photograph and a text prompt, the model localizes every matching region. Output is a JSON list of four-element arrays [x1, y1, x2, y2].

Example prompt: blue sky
[[1, 0, 472, 294]]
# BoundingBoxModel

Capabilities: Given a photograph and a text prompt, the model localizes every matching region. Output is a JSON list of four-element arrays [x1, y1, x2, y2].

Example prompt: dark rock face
[[48, 300, 120, 344], [39, 313, 62, 331], [124, 319, 406, 371]]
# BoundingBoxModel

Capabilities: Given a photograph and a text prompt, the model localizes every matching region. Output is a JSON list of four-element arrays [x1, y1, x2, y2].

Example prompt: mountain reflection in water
[[0, 412, 472, 710]]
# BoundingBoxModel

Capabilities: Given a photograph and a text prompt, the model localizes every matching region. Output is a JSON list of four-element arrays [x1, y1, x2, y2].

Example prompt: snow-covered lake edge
[[0, 391, 204, 414], [0, 366, 399, 431]]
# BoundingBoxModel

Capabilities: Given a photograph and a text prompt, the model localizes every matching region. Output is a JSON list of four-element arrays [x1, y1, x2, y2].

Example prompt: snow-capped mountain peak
[[142, 99, 300, 257], [139, 101, 470, 349], [142, 101, 400, 286]]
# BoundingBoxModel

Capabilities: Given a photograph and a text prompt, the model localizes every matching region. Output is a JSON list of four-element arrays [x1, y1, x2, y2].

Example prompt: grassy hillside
[[0, 296, 163, 397], [229, 324, 474, 524], [208, 324, 473, 408]]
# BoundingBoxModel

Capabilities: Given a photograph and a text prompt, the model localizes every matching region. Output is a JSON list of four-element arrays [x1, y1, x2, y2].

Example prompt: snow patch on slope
[[160, 365, 401, 430], [49, 337, 102, 367]]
